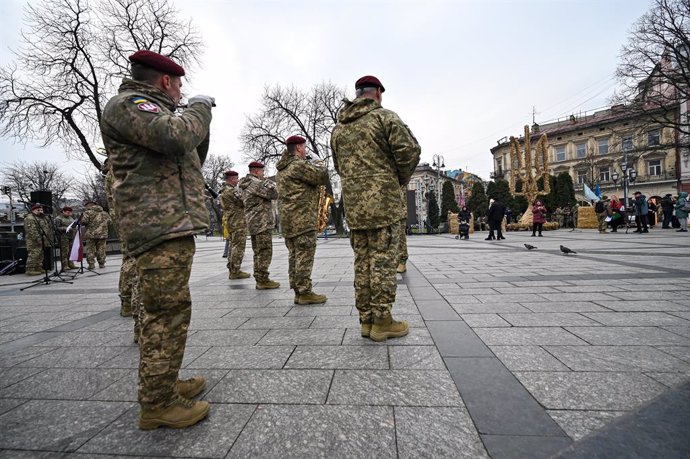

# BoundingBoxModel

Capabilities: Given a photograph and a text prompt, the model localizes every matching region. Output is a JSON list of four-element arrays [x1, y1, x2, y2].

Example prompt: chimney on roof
[[569, 114, 576, 124], [531, 122, 540, 134]]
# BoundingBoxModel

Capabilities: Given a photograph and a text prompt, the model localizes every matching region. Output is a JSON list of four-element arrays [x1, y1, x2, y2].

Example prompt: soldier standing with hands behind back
[[100, 50, 214, 430], [220, 169, 250, 279], [24, 203, 53, 276], [276, 135, 329, 305], [81, 200, 112, 269], [331, 75, 421, 342]]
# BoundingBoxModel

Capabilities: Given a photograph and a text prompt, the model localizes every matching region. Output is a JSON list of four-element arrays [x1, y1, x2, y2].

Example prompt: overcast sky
[[1, 0, 653, 186]]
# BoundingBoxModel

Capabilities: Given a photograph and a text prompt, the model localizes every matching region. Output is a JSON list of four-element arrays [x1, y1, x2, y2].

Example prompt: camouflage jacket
[[24, 214, 53, 247], [239, 174, 278, 235], [331, 97, 421, 229], [220, 184, 247, 232], [81, 205, 112, 239], [276, 151, 329, 238], [54, 214, 75, 239], [100, 78, 212, 256]]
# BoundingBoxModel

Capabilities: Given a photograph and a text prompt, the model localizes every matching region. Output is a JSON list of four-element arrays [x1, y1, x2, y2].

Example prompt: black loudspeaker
[[30, 190, 53, 214], [0, 235, 18, 261], [14, 246, 27, 274]]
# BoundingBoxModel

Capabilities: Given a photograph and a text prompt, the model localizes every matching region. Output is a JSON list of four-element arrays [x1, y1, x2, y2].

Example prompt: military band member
[[276, 135, 329, 304], [220, 169, 250, 279], [81, 201, 112, 269], [331, 75, 421, 342], [100, 49, 213, 429], [239, 161, 280, 289], [54, 206, 76, 271], [24, 203, 53, 276]]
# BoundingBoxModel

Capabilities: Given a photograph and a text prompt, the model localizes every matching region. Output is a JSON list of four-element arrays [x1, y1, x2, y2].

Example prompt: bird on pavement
[[560, 245, 577, 254], [524, 244, 537, 250]]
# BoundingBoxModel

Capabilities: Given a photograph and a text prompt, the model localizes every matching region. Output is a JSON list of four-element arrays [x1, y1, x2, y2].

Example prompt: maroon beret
[[286, 135, 306, 145], [224, 170, 238, 177], [62, 206, 73, 212], [248, 161, 265, 169], [129, 50, 185, 77], [31, 203, 42, 211], [355, 75, 385, 93]]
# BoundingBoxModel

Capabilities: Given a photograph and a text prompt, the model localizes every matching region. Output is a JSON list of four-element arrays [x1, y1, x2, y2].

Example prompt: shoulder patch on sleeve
[[130, 97, 160, 114]]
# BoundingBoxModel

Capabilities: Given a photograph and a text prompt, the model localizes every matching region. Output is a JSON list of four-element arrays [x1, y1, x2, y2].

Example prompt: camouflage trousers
[[119, 253, 137, 314], [58, 235, 72, 269], [136, 236, 195, 410], [597, 212, 608, 232], [350, 221, 400, 323], [25, 240, 51, 273], [85, 238, 106, 266], [397, 219, 408, 264], [285, 231, 317, 295], [250, 230, 273, 282], [226, 227, 247, 274]]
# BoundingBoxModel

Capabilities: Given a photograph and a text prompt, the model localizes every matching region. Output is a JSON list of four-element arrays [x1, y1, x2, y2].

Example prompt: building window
[[648, 159, 662, 176], [555, 145, 566, 162], [598, 138, 609, 155], [622, 133, 633, 151], [648, 129, 660, 146], [576, 170, 587, 185], [599, 168, 610, 182], [576, 143, 586, 158]]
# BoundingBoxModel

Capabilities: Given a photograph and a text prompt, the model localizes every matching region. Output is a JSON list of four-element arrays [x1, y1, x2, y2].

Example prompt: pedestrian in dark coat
[[485, 198, 506, 240], [661, 194, 673, 229]]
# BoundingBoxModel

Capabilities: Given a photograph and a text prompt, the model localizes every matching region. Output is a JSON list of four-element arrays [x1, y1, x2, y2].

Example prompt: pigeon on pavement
[[560, 245, 577, 254], [524, 244, 537, 250]]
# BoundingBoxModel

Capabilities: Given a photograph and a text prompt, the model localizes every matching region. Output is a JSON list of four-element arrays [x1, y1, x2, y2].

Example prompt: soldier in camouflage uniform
[[54, 206, 77, 271], [100, 50, 213, 429], [239, 161, 280, 289], [81, 201, 112, 269], [331, 76, 421, 342], [24, 204, 54, 275], [220, 170, 250, 279], [397, 186, 409, 274], [276, 135, 329, 304]]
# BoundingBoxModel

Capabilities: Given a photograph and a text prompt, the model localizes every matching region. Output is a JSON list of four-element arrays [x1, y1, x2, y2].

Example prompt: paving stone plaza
[[0, 229, 689, 458]]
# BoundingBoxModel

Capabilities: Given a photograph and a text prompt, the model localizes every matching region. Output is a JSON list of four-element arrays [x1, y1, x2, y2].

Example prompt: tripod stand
[[20, 213, 72, 291]]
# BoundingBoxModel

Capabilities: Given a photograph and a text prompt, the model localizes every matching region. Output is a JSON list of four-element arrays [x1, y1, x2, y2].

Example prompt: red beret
[[62, 206, 73, 212], [129, 50, 185, 77], [224, 170, 238, 177], [248, 161, 265, 169], [31, 203, 42, 211], [355, 75, 385, 93], [286, 135, 306, 145]]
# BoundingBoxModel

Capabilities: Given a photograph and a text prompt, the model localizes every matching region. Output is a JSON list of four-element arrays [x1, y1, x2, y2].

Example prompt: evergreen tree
[[537, 175, 558, 211], [555, 172, 576, 208], [466, 181, 488, 220], [427, 190, 440, 230], [512, 195, 529, 215], [440, 181, 460, 222], [490, 179, 512, 206]]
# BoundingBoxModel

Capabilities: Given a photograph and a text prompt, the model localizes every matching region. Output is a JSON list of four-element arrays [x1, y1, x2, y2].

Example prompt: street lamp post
[[432, 154, 445, 207], [423, 176, 430, 233], [611, 166, 637, 210]]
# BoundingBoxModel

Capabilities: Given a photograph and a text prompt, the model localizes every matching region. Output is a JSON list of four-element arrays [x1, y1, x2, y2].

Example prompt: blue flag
[[584, 183, 600, 202], [595, 183, 601, 198]]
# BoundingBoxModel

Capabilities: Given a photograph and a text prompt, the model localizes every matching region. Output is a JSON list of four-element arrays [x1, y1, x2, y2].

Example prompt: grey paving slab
[[189, 317, 250, 330], [490, 345, 571, 371], [566, 326, 690, 345], [224, 307, 291, 317], [664, 325, 690, 338], [461, 313, 511, 327], [0, 398, 26, 416], [500, 313, 601, 327], [257, 328, 345, 346], [0, 368, 130, 400], [238, 316, 314, 329], [656, 345, 690, 363], [514, 371, 667, 410], [592, 299, 690, 312], [481, 434, 573, 459], [547, 410, 626, 441], [327, 370, 463, 406], [474, 293, 547, 304], [474, 327, 588, 346], [0, 333, 31, 345], [285, 345, 388, 369], [0, 400, 132, 452], [450, 302, 531, 314], [178, 346, 294, 370], [341, 327, 435, 346], [96, 345, 210, 369], [205, 369, 332, 404], [519, 301, 612, 313], [395, 407, 489, 458], [426, 320, 493, 357], [0, 367, 45, 389], [80, 403, 255, 458], [33, 331, 131, 347], [227, 405, 396, 459], [285, 305, 353, 316], [186, 329, 268, 346], [0, 346, 59, 367], [415, 299, 460, 320], [545, 345, 690, 372], [445, 357, 566, 436], [389, 345, 446, 370], [582, 311, 689, 326], [15, 346, 128, 368]]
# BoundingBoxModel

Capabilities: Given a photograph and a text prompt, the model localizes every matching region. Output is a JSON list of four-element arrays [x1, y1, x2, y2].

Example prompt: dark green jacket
[[100, 79, 212, 256]]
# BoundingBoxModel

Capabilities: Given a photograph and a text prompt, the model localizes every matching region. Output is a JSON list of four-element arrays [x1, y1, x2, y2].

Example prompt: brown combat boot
[[138, 395, 210, 430], [68, 262, 77, 269], [228, 271, 251, 279], [177, 376, 206, 399], [369, 316, 409, 342], [256, 279, 280, 289], [25, 270, 43, 276], [120, 306, 132, 317], [62, 263, 74, 271], [396, 262, 407, 274], [360, 320, 372, 338], [296, 292, 327, 305]]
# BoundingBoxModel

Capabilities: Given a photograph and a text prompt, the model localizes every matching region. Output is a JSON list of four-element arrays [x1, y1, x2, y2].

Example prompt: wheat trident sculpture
[[508, 125, 550, 225]]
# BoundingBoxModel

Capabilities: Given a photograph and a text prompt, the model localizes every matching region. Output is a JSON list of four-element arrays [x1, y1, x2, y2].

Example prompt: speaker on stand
[[30, 190, 53, 215]]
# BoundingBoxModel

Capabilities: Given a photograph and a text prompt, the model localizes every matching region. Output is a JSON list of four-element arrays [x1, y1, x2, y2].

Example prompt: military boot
[[120, 306, 132, 317], [138, 395, 209, 430], [229, 271, 251, 279], [177, 376, 206, 399], [256, 279, 280, 289], [369, 316, 409, 342], [62, 262, 74, 271], [87, 264, 95, 270], [68, 262, 77, 269], [25, 270, 43, 276], [396, 262, 407, 274], [296, 292, 327, 305], [360, 320, 372, 338]]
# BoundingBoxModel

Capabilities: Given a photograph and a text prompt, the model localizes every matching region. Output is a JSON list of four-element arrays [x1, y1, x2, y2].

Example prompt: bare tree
[[614, 0, 690, 137], [2, 161, 72, 211], [201, 153, 234, 228], [0, 0, 202, 171], [75, 170, 109, 211]]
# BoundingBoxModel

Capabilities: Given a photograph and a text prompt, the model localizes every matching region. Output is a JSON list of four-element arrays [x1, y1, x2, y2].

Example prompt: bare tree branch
[[1, 161, 73, 211]]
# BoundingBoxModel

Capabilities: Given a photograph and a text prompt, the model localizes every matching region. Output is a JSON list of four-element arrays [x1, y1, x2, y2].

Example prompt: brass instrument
[[317, 186, 333, 232]]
